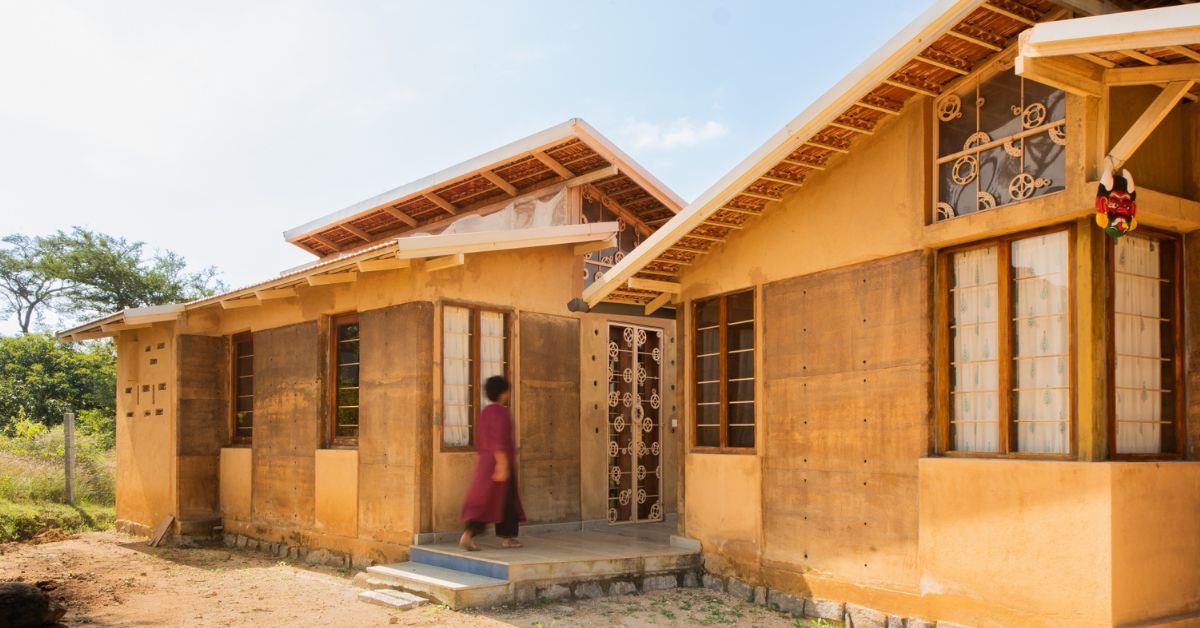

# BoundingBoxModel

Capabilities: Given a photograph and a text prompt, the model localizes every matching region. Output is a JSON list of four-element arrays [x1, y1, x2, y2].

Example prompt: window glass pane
[[236, 376, 253, 397], [479, 311, 506, 410], [236, 354, 254, 376], [696, 299, 720, 328], [338, 322, 359, 341], [333, 319, 360, 442], [697, 382, 720, 404], [336, 407, 359, 437], [950, 245, 1000, 452], [727, 349, 754, 381], [443, 306, 472, 446], [337, 365, 359, 387], [233, 336, 253, 440], [1114, 234, 1176, 454], [696, 425, 720, 448], [1010, 231, 1069, 454], [726, 291, 753, 324], [697, 328, 719, 355]]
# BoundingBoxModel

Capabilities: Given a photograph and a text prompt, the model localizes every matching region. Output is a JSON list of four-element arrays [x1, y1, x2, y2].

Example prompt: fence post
[[64, 411, 75, 505]]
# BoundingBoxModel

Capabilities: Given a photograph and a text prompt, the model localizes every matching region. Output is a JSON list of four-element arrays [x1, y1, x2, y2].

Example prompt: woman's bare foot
[[500, 538, 523, 549], [459, 532, 481, 551]]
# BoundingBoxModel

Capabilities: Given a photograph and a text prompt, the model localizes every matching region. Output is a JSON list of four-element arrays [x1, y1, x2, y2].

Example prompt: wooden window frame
[[930, 52, 1068, 224], [936, 224, 1077, 459], [328, 313, 361, 448], [691, 288, 757, 454], [1106, 227, 1186, 460], [229, 331, 253, 446], [440, 302, 512, 452]]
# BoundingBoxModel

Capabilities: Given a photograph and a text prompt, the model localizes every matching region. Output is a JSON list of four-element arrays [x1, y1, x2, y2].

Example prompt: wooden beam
[[340, 223, 372, 242], [532, 150, 574, 179], [981, 2, 1036, 26], [946, 28, 1003, 52], [220, 297, 261, 310], [573, 236, 617, 256], [1120, 49, 1161, 66], [915, 53, 970, 75], [718, 205, 763, 216], [582, 184, 654, 237], [565, 165, 620, 188], [425, 253, 465, 272], [644, 292, 673, 316], [855, 98, 903, 115], [383, 206, 418, 227], [1107, 80, 1195, 168], [628, 277, 681, 294], [680, 232, 725, 242], [307, 272, 358, 286], [356, 258, 411, 273], [736, 190, 784, 202], [1049, 0, 1128, 17], [804, 139, 851, 154], [704, 218, 743, 229], [1170, 46, 1200, 63], [1015, 54, 1104, 97], [1079, 52, 1117, 68], [757, 174, 804, 186], [255, 286, 297, 300], [883, 77, 939, 98], [780, 157, 827, 171], [828, 119, 875, 135], [669, 244, 708, 255], [425, 192, 458, 216], [1104, 63, 1200, 87], [311, 234, 341, 252], [480, 171, 518, 196]]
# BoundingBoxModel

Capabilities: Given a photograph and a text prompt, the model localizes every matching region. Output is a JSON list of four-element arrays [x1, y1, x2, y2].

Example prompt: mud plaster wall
[[518, 312, 582, 523], [761, 251, 931, 592], [176, 334, 228, 525], [252, 321, 324, 531], [114, 325, 177, 529]]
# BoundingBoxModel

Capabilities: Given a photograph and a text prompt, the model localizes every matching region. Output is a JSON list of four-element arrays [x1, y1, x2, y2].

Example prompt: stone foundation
[[221, 533, 375, 570]]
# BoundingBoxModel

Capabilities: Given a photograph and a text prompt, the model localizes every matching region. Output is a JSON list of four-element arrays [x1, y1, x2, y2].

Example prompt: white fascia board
[[1020, 5, 1200, 58], [282, 120, 579, 242], [395, 222, 620, 261], [582, 0, 984, 307]]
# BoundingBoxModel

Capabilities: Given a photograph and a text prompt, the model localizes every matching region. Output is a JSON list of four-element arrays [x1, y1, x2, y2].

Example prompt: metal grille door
[[607, 324, 663, 524]]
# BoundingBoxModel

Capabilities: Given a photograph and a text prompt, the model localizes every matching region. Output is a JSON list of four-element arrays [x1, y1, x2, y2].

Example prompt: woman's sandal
[[459, 533, 481, 552], [500, 538, 523, 549]]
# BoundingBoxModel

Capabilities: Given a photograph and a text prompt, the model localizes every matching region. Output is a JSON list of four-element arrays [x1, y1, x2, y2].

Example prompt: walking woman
[[460, 375, 525, 551]]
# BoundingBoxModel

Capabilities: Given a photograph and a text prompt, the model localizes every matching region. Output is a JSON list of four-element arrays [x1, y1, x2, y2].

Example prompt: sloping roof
[[284, 118, 685, 257], [582, 0, 1186, 309], [59, 222, 619, 342]]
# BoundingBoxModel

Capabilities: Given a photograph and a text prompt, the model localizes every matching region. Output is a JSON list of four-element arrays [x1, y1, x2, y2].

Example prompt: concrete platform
[[362, 521, 701, 608]]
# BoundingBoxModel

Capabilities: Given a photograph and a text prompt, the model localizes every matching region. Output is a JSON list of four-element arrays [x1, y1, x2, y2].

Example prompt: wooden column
[[1075, 217, 1109, 461]]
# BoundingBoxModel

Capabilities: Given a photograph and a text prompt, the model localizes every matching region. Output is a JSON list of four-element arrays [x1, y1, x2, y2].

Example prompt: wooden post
[[63, 411, 75, 505]]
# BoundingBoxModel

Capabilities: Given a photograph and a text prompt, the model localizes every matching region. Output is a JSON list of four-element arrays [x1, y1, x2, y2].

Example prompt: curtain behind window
[[1114, 234, 1164, 454], [951, 245, 1000, 452], [1010, 232, 1069, 454], [443, 307, 472, 446]]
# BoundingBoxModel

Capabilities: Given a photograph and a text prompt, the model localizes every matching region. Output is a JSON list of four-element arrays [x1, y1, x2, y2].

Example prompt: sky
[[0, 0, 929, 331]]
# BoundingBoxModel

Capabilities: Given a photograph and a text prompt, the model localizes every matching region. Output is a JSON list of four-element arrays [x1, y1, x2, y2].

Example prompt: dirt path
[[0, 531, 805, 627]]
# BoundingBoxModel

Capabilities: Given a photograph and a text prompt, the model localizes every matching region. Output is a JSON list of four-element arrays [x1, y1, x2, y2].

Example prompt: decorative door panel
[[607, 323, 663, 524]]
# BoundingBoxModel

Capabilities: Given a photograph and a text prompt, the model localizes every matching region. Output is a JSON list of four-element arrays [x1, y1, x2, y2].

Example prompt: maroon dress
[[460, 403, 526, 525]]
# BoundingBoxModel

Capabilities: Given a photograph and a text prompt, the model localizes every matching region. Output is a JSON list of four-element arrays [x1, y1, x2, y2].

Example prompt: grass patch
[[0, 498, 114, 543]]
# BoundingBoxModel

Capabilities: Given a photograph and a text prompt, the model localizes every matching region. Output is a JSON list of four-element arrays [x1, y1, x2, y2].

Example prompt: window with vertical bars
[[330, 314, 360, 446], [442, 305, 508, 447], [231, 332, 253, 444], [693, 290, 755, 450], [944, 228, 1072, 455], [1111, 231, 1182, 456]]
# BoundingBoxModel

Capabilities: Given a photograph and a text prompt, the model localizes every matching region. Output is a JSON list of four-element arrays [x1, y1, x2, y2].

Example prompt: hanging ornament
[[1095, 161, 1137, 239]]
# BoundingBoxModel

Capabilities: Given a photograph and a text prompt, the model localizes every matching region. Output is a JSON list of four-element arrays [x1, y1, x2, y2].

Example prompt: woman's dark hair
[[484, 375, 511, 402]]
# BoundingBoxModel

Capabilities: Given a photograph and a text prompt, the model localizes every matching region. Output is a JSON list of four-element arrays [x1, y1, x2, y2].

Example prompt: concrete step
[[365, 562, 510, 609], [410, 545, 509, 580], [357, 589, 426, 610]]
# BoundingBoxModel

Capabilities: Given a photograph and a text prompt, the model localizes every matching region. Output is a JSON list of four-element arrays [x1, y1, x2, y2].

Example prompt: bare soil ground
[[0, 531, 808, 627]]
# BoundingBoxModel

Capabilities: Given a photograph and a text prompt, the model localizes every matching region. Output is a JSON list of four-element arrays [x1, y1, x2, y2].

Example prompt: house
[[583, 1, 1200, 626], [58, 119, 688, 567]]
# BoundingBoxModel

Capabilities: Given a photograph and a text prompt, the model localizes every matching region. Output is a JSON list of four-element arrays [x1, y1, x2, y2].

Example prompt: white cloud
[[619, 117, 728, 151]]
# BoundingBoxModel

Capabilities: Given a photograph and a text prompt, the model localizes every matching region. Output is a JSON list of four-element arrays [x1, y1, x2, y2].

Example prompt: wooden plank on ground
[[148, 515, 174, 547]]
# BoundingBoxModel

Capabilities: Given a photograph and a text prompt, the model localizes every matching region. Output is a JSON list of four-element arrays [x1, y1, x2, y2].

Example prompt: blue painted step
[[410, 546, 509, 581]]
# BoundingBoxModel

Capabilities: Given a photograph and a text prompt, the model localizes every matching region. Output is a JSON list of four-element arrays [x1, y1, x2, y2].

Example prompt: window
[[442, 305, 508, 447], [581, 193, 645, 288], [231, 332, 253, 444], [1111, 231, 1183, 456], [329, 314, 360, 446], [943, 228, 1072, 455], [934, 65, 1066, 221], [694, 290, 755, 449]]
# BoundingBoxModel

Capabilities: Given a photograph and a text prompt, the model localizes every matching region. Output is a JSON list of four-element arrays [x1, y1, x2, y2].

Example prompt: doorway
[[606, 323, 664, 524]]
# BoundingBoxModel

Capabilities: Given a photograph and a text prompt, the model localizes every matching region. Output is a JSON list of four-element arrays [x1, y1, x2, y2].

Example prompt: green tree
[[0, 235, 70, 333], [0, 227, 225, 330], [0, 333, 115, 430]]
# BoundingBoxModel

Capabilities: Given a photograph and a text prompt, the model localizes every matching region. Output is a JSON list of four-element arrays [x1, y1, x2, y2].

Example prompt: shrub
[[0, 499, 114, 543], [0, 424, 114, 505]]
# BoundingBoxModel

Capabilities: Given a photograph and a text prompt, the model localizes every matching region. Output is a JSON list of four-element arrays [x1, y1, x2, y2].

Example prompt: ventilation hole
[[124, 387, 132, 394], [158, 383, 167, 391], [126, 412, 134, 418], [149, 358, 158, 365], [141, 385, 150, 392], [143, 410, 151, 416], [145, 346, 151, 352], [157, 342, 165, 349], [155, 409, 164, 416]]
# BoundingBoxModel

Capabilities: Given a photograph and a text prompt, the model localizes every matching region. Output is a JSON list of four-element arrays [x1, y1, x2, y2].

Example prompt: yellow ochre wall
[[116, 243, 676, 563], [669, 83, 1200, 627]]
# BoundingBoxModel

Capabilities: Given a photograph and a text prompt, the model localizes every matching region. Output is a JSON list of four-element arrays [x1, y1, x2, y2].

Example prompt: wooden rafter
[[946, 26, 1004, 52], [341, 223, 372, 242], [356, 258, 411, 273], [383, 206, 418, 227], [804, 138, 851, 154], [628, 277, 681, 294], [884, 76, 940, 97], [781, 156, 828, 170], [531, 150, 574, 179], [916, 51, 971, 75], [644, 292, 673, 316], [737, 190, 784, 202], [1120, 48, 1161, 66], [1170, 46, 1200, 63], [829, 117, 875, 135], [1106, 80, 1195, 169], [719, 205, 763, 216], [582, 183, 654, 237], [681, 232, 724, 242], [757, 174, 805, 186], [704, 218, 743, 230], [311, 234, 341, 253], [856, 95, 905, 115], [425, 192, 459, 216], [425, 253, 466, 272], [308, 272, 358, 286], [255, 286, 297, 300], [669, 243, 707, 255], [480, 170, 518, 196], [981, 2, 1036, 26]]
